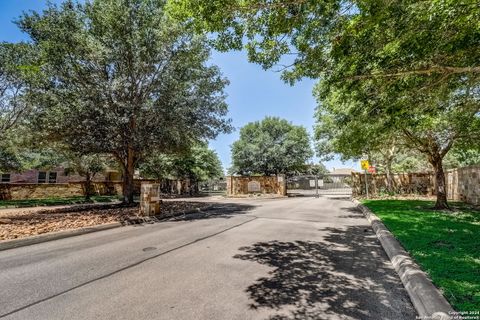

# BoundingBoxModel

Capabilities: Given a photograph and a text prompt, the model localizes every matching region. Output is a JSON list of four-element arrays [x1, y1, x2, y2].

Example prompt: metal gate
[[286, 174, 352, 197], [198, 179, 227, 196]]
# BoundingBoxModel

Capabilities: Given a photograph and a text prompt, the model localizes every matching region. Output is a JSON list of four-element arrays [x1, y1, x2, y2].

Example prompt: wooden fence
[[352, 165, 480, 206]]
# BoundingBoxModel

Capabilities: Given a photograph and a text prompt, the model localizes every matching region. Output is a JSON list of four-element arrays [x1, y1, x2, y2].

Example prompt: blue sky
[[0, 0, 357, 171]]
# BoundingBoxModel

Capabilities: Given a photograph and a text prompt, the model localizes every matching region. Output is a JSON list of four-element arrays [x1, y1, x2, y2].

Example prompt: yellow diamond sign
[[361, 160, 370, 170]]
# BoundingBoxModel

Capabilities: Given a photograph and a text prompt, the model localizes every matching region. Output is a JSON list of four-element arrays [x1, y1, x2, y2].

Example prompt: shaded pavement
[[0, 196, 416, 320]]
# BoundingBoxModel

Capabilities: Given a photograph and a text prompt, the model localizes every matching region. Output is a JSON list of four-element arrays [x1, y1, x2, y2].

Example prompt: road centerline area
[[0, 197, 416, 320], [0, 216, 258, 319]]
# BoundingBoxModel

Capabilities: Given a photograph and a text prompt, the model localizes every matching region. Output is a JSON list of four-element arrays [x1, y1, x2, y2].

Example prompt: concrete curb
[[352, 199, 456, 320], [0, 222, 123, 252]]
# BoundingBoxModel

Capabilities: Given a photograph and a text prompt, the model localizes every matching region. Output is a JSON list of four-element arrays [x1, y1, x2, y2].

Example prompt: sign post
[[360, 160, 370, 198]]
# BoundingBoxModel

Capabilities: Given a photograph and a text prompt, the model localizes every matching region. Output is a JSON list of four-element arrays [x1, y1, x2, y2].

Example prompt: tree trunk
[[430, 157, 449, 210], [122, 148, 135, 204], [189, 178, 199, 195], [385, 161, 394, 193], [85, 172, 92, 201], [385, 146, 395, 193]]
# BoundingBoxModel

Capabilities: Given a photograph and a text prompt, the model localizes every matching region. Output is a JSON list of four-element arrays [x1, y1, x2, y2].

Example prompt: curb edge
[[0, 204, 218, 252], [0, 222, 123, 252], [352, 199, 455, 320]]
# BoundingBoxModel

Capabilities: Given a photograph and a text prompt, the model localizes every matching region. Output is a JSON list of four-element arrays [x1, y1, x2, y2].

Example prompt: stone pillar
[[277, 174, 287, 196], [226, 176, 233, 196], [176, 180, 182, 195], [140, 183, 161, 216]]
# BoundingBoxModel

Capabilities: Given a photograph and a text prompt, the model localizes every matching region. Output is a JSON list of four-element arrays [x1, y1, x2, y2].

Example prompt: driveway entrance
[[0, 196, 415, 320]]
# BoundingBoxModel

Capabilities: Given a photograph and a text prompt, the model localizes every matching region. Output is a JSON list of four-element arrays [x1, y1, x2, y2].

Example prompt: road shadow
[[233, 225, 416, 320], [160, 202, 257, 221], [337, 206, 365, 219], [287, 194, 352, 199], [287, 193, 317, 198], [1, 201, 256, 228], [325, 196, 353, 201]]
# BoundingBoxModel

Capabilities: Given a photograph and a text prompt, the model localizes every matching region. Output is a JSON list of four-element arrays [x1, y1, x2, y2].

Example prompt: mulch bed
[[0, 201, 211, 241]]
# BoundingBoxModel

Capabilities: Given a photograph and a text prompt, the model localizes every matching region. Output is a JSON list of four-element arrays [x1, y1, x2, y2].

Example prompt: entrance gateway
[[286, 174, 352, 197]]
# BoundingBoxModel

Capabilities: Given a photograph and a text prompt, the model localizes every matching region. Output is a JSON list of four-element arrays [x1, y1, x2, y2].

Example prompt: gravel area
[[0, 201, 211, 241]]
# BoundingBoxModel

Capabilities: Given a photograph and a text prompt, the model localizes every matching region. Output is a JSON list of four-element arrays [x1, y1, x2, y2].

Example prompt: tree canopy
[[168, 0, 480, 85], [18, 0, 231, 203], [230, 117, 313, 175], [140, 144, 224, 182], [0, 42, 38, 139], [0, 144, 23, 173], [299, 162, 329, 176], [315, 74, 480, 208], [169, 0, 480, 209], [63, 152, 111, 200]]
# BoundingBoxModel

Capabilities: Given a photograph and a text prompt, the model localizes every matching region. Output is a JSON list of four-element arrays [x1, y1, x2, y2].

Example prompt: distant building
[[330, 167, 357, 175]]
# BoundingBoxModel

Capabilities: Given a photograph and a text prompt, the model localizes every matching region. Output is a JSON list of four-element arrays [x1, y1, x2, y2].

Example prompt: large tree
[[230, 117, 313, 175], [0, 42, 37, 139], [18, 0, 231, 203], [168, 1, 480, 85], [140, 144, 224, 183], [315, 81, 480, 209], [169, 0, 480, 209]]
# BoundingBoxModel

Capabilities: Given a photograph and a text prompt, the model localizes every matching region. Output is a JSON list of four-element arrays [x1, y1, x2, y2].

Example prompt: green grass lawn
[[362, 199, 480, 311], [0, 195, 121, 209]]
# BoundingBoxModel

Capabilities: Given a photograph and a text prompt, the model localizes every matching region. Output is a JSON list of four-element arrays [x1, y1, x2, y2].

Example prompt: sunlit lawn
[[362, 199, 480, 311]]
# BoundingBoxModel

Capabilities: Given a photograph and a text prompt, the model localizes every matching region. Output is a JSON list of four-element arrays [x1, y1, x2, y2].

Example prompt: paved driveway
[[0, 196, 416, 320]]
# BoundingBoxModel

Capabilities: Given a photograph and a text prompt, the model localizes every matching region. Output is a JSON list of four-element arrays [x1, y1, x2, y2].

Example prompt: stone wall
[[446, 166, 480, 205], [0, 178, 197, 201], [0, 182, 124, 200], [226, 175, 287, 197], [351, 172, 434, 196]]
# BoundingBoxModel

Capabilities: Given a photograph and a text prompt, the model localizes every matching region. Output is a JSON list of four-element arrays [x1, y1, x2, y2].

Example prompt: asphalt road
[[0, 196, 416, 320]]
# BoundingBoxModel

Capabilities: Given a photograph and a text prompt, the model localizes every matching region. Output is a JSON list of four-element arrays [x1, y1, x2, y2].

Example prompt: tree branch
[[229, 0, 308, 12], [401, 128, 430, 155], [349, 66, 480, 80]]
